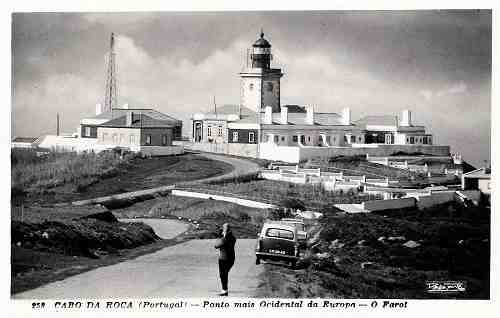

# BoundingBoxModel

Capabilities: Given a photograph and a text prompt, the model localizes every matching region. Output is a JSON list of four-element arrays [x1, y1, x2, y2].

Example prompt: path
[[13, 220, 262, 299]]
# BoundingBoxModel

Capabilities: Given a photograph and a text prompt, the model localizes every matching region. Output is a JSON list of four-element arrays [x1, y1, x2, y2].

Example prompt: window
[[207, 126, 212, 137], [307, 136, 311, 142], [266, 82, 274, 92], [84, 126, 91, 137], [232, 131, 238, 142], [281, 136, 285, 142], [358, 137, 362, 142], [249, 83, 254, 90], [344, 136, 348, 143], [423, 137, 428, 145], [292, 135, 298, 142], [300, 135, 305, 143], [218, 125, 223, 137], [162, 134, 168, 146], [266, 228, 294, 240], [410, 137, 414, 144], [274, 135, 279, 143], [333, 136, 336, 143], [146, 135, 152, 145], [249, 132, 255, 143], [350, 136, 356, 143], [326, 135, 331, 142], [112, 133, 118, 143], [130, 135, 135, 144]]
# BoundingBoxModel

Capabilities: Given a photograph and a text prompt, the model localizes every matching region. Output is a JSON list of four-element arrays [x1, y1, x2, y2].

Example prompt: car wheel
[[255, 257, 260, 265]]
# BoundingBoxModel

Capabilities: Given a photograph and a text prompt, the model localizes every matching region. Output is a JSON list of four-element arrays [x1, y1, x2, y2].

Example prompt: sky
[[11, 10, 491, 166]]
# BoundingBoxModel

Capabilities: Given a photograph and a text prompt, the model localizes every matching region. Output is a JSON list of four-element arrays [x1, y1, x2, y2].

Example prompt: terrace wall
[[171, 189, 275, 209], [362, 197, 416, 211]]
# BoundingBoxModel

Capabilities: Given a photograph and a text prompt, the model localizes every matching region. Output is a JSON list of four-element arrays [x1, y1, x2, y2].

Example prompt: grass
[[12, 149, 129, 194], [305, 155, 418, 179], [11, 150, 234, 205], [177, 179, 381, 210]]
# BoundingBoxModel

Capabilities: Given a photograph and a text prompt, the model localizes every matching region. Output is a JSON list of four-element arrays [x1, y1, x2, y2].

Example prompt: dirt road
[[13, 219, 262, 299]]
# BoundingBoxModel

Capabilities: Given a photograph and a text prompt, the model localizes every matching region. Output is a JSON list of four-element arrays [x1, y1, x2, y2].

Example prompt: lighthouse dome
[[253, 31, 271, 48]]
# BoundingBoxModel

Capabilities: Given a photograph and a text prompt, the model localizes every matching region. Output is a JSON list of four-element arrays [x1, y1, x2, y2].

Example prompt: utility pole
[[56, 113, 60, 136], [104, 33, 118, 114], [213, 95, 217, 115]]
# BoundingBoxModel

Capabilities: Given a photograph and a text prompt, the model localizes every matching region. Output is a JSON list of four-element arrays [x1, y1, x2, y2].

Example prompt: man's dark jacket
[[214, 232, 236, 261]]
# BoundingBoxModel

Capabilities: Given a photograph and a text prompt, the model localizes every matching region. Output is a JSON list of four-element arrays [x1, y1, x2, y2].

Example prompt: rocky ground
[[257, 202, 490, 299]]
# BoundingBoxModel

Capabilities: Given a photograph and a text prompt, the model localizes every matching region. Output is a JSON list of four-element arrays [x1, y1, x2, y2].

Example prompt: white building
[[37, 105, 184, 156], [187, 32, 450, 163]]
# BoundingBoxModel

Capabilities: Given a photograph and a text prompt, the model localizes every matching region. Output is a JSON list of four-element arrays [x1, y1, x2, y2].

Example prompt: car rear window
[[282, 222, 305, 231], [266, 228, 294, 240]]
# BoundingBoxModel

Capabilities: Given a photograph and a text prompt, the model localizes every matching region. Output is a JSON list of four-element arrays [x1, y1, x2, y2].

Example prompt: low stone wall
[[139, 145, 184, 156], [362, 197, 416, 211], [179, 141, 258, 158], [259, 143, 301, 162], [415, 191, 455, 209], [39, 135, 184, 156], [298, 145, 450, 162], [171, 189, 275, 209], [323, 180, 360, 192]]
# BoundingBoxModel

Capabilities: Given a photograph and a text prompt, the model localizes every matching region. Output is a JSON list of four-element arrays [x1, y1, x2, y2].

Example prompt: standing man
[[214, 223, 236, 296]]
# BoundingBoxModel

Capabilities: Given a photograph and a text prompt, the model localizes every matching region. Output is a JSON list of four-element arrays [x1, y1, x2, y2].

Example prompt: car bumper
[[255, 252, 299, 260]]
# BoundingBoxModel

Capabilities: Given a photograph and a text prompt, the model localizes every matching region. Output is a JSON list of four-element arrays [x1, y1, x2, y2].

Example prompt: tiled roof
[[91, 108, 181, 125], [265, 112, 344, 126], [98, 113, 178, 128], [204, 105, 255, 117], [12, 137, 38, 143], [463, 167, 491, 179], [231, 110, 346, 126], [282, 105, 307, 113]]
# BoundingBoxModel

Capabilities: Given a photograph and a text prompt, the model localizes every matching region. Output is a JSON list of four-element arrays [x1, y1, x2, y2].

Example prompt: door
[[194, 122, 202, 142]]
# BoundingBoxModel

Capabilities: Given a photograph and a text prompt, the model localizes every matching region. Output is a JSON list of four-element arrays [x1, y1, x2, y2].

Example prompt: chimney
[[264, 106, 273, 124], [122, 103, 129, 109], [96, 103, 103, 115], [400, 110, 412, 126], [342, 107, 351, 125], [280, 106, 288, 124], [306, 105, 314, 125], [126, 111, 133, 126]]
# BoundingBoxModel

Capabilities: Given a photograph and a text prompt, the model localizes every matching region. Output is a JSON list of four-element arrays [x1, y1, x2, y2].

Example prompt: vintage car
[[279, 218, 308, 243], [255, 221, 300, 268]]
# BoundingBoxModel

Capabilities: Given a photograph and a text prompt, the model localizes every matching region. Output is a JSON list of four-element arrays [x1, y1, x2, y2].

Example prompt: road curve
[[14, 220, 262, 299], [184, 153, 261, 184]]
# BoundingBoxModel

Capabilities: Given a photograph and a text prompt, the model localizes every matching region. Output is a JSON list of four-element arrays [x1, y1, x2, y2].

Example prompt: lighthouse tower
[[240, 31, 283, 113]]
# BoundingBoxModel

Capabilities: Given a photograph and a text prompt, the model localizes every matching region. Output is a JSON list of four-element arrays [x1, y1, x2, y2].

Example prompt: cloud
[[12, 73, 101, 137], [419, 89, 434, 101], [82, 13, 157, 26], [437, 81, 468, 97], [419, 81, 468, 101]]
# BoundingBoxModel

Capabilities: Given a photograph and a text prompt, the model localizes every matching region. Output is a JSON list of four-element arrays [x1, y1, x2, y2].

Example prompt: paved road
[[184, 153, 261, 184], [119, 218, 189, 239], [14, 220, 262, 299]]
